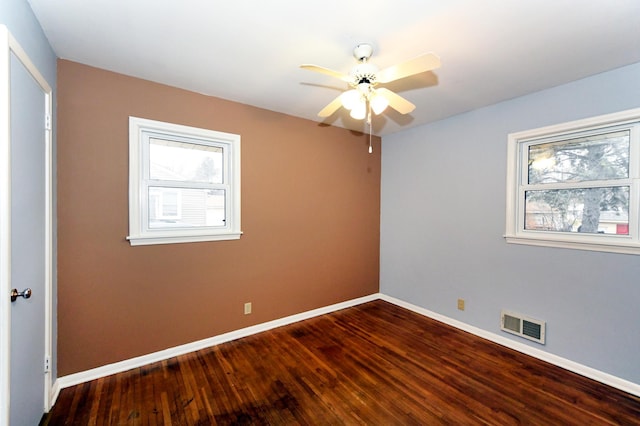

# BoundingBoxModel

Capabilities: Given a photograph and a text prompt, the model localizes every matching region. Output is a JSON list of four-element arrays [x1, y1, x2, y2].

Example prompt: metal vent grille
[[503, 314, 521, 333], [501, 310, 546, 344], [522, 320, 542, 340]]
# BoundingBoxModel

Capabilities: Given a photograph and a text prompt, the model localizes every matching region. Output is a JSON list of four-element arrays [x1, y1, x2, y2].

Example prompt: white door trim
[[0, 24, 54, 424]]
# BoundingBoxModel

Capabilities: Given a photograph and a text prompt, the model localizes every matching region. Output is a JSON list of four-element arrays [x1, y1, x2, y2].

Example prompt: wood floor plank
[[42, 300, 640, 425]]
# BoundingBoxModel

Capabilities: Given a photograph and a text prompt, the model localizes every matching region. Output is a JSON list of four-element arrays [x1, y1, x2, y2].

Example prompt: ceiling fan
[[301, 43, 441, 121]]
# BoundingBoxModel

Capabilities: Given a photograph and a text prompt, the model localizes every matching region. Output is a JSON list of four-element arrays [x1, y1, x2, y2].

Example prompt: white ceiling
[[27, 0, 640, 136]]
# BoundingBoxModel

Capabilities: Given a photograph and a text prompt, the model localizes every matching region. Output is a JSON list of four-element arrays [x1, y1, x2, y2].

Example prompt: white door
[[0, 26, 53, 426]]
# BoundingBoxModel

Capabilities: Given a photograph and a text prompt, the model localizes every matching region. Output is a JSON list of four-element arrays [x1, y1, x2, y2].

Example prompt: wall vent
[[501, 310, 546, 344]]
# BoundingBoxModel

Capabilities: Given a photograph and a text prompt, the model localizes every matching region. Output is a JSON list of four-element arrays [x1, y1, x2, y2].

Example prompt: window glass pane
[[528, 130, 629, 184], [524, 186, 629, 234], [148, 187, 226, 228], [149, 188, 180, 219], [149, 138, 223, 184], [161, 191, 178, 217]]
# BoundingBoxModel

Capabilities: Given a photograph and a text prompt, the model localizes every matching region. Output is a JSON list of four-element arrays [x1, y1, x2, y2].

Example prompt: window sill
[[127, 231, 242, 246], [504, 234, 640, 255]]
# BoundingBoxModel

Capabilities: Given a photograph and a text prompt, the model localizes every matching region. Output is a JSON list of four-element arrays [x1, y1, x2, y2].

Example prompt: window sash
[[525, 129, 630, 185], [522, 186, 630, 234], [148, 137, 224, 185]]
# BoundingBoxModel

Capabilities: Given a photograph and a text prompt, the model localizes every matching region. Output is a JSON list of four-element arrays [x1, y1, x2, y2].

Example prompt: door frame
[[0, 24, 54, 423]]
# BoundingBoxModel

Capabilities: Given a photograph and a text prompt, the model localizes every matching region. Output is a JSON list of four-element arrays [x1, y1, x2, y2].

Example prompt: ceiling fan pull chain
[[367, 105, 373, 154]]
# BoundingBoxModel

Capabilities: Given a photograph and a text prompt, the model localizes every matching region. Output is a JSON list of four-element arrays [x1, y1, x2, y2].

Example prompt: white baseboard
[[52, 293, 380, 402], [51, 292, 640, 408], [379, 294, 640, 398]]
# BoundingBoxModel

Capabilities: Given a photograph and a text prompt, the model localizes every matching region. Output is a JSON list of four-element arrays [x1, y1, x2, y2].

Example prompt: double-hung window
[[127, 117, 241, 246], [505, 108, 640, 254]]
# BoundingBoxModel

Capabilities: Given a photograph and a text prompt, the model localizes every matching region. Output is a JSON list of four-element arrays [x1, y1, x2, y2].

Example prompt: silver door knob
[[10, 288, 32, 302]]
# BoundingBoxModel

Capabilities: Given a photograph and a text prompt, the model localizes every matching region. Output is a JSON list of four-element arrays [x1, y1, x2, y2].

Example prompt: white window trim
[[127, 117, 241, 246], [505, 108, 640, 255]]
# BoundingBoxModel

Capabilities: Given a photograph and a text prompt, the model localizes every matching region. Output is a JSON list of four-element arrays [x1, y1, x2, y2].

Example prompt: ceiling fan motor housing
[[350, 62, 379, 87]]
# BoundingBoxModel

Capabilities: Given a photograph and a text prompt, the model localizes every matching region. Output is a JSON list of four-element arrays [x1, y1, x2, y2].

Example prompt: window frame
[[127, 117, 241, 246], [505, 108, 640, 255]]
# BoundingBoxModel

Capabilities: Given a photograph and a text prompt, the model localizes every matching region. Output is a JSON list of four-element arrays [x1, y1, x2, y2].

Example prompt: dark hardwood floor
[[42, 300, 640, 425]]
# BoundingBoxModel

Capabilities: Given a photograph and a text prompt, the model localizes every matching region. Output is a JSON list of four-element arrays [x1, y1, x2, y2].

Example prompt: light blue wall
[[0, 0, 56, 81], [1, 0, 57, 380], [381, 62, 640, 384]]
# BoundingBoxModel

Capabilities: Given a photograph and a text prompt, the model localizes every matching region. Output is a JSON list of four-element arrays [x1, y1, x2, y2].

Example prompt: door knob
[[10, 288, 32, 302]]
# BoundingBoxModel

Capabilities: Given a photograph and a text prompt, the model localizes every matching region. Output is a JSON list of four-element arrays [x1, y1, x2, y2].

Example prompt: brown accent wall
[[57, 60, 381, 376]]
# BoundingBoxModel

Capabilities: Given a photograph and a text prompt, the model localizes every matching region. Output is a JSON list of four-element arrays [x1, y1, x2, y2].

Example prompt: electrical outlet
[[244, 302, 252, 315], [457, 298, 465, 311]]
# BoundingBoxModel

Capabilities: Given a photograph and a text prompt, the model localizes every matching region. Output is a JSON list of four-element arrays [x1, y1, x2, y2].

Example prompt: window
[[127, 117, 241, 246], [505, 108, 640, 254]]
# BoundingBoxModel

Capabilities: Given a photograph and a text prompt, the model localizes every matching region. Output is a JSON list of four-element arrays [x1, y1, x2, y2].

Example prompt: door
[[0, 26, 53, 425]]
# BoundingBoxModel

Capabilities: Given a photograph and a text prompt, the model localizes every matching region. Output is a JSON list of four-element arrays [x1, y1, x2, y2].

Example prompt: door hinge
[[45, 114, 52, 131], [44, 355, 50, 374]]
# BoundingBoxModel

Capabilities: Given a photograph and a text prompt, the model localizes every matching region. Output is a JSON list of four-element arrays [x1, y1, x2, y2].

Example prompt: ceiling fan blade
[[300, 64, 351, 82], [376, 52, 441, 84], [375, 88, 415, 114], [318, 95, 344, 117]]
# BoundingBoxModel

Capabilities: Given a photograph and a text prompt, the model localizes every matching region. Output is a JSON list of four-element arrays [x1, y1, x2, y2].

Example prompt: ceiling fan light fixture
[[350, 101, 367, 120], [356, 82, 371, 95], [370, 91, 389, 115], [340, 89, 361, 110]]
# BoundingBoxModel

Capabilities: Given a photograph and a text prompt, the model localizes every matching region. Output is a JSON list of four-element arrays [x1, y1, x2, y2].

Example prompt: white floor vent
[[501, 310, 546, 344]]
